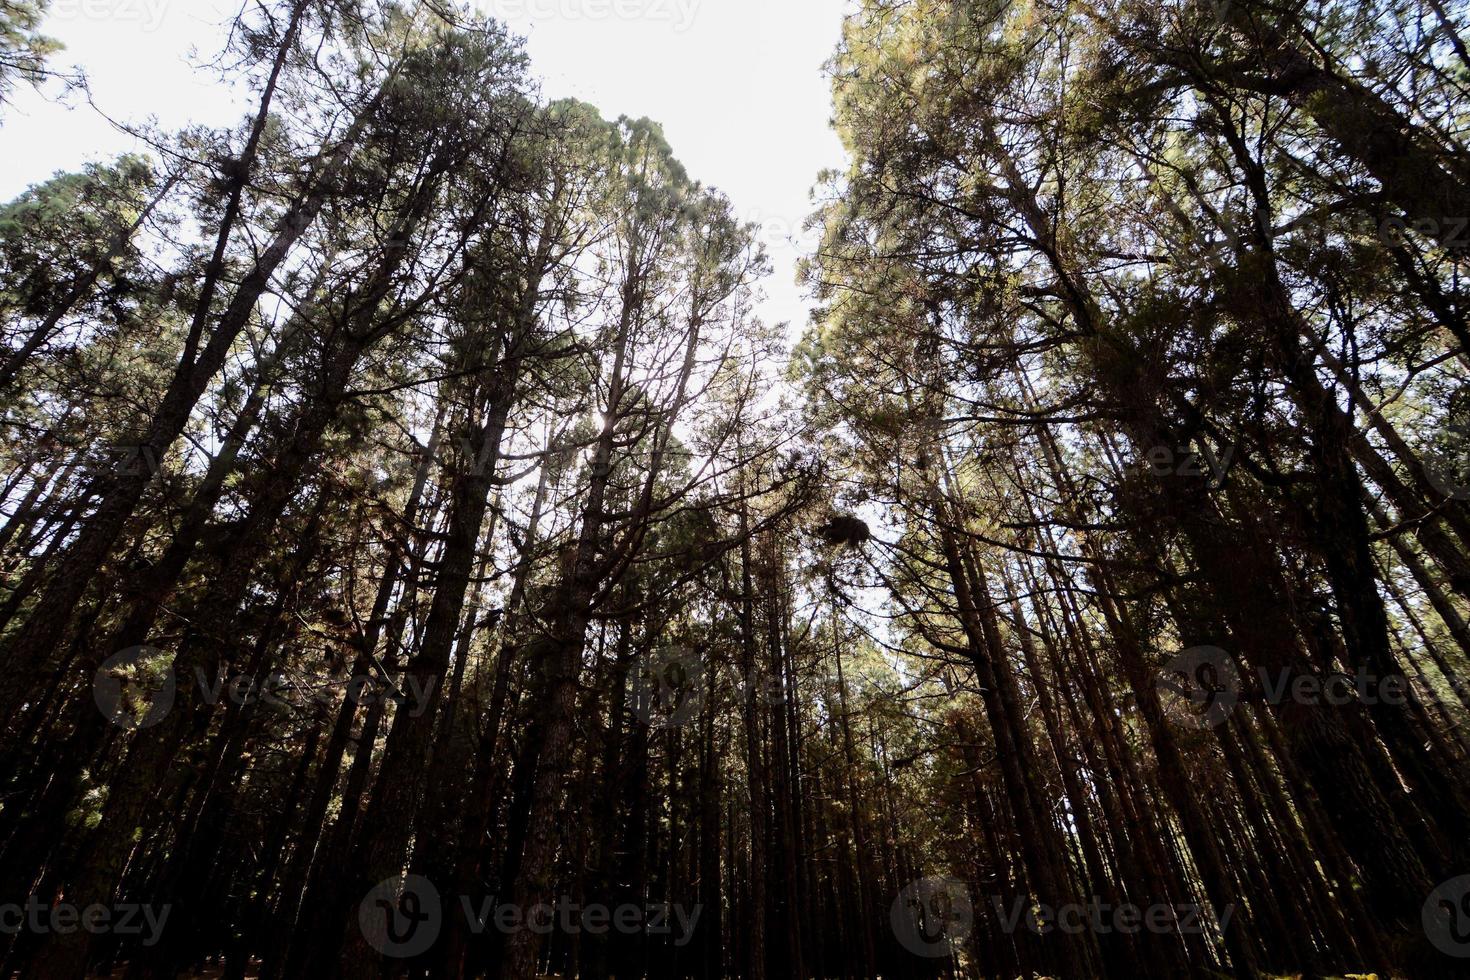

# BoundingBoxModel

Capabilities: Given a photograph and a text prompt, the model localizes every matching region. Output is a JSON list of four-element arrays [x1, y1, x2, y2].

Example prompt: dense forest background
[[0, 0, 1468, 977]]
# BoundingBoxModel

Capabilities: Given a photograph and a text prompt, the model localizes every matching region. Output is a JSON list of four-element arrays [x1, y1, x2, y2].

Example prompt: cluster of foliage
[[0, 0, 59, 105]]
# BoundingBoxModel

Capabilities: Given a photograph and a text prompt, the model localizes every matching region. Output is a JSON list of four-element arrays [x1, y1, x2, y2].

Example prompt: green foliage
[[0, 0, 60, 106], [0, 154, 155, 322]]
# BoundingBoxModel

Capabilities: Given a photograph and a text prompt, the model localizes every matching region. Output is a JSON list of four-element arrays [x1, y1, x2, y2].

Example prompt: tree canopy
[[0, 0, 1468, 978]]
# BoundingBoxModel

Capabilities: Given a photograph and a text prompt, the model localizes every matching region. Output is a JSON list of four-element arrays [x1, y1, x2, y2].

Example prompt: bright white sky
[[0, 0, 850, 337]]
